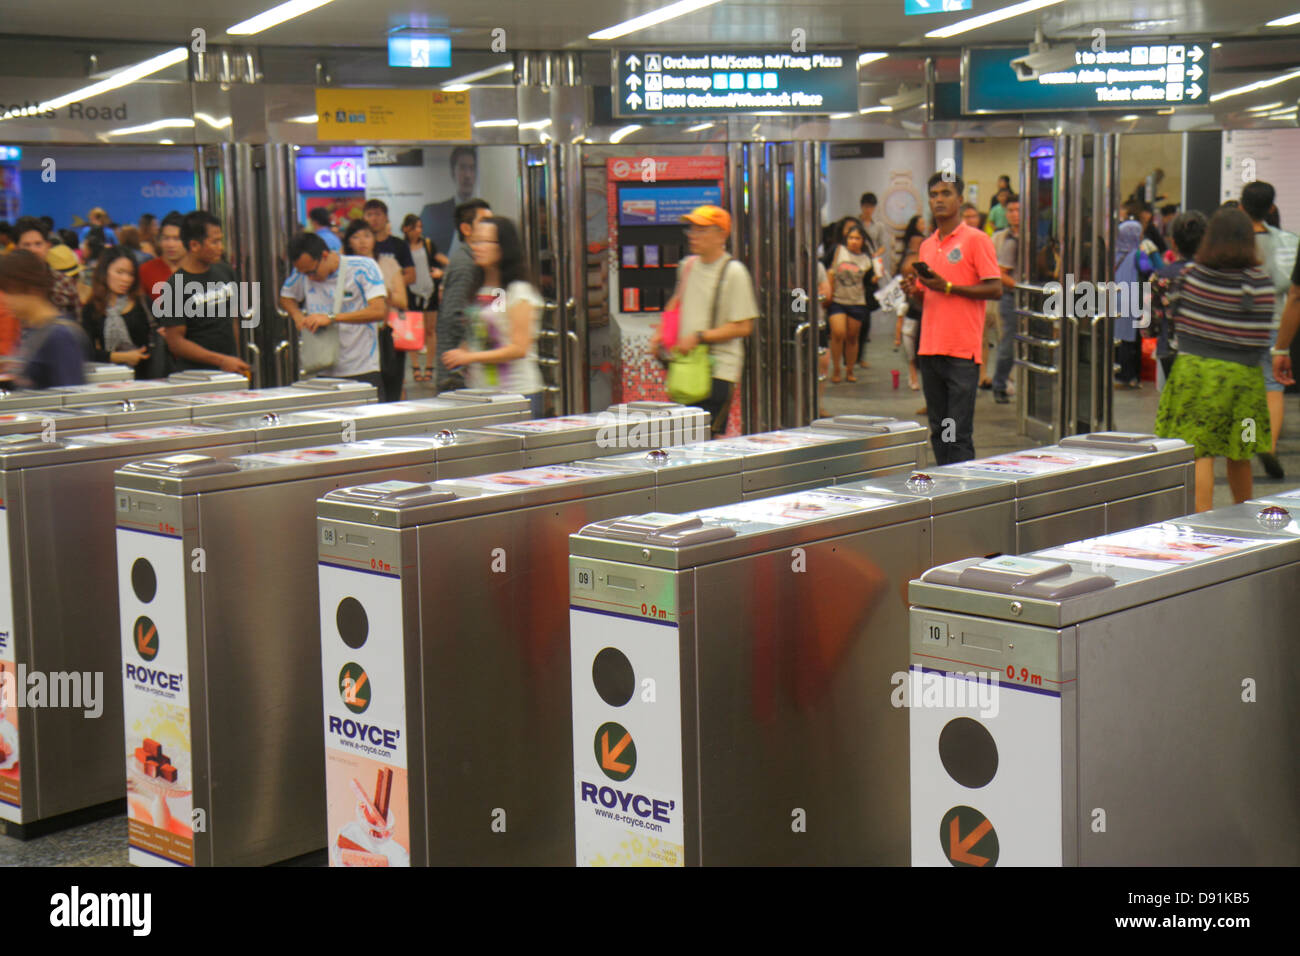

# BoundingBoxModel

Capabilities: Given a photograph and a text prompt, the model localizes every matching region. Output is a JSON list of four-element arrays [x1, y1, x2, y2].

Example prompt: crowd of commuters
[[0, 191, 547, 411], [817, 166, 1297, 500]]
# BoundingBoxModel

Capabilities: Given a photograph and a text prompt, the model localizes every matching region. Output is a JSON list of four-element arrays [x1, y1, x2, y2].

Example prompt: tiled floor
[[5, 337, 1297, 867]]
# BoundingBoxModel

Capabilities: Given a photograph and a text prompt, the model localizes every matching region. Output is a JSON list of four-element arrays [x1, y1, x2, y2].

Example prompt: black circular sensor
[[336, 597, 369, 649], [592, 647, 635, 707], [938, 717, 998, 789], [131, 558, 157, 603]]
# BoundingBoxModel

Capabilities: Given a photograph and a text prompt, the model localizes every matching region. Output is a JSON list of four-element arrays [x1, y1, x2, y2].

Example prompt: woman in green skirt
[[1155, 206, 1276, 511]]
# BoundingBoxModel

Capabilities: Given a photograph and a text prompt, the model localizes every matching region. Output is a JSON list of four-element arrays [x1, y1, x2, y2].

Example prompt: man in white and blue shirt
[[279, 232, 388, 390]]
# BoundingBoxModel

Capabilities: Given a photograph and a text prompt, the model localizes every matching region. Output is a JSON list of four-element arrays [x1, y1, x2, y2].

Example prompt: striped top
[[1171, 263, 1275, 366]]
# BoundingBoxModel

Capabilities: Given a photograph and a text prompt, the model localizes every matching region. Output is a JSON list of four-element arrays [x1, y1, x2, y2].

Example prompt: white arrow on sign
[[1188, 82, 1202, 99], [1189, 45, 1204, 62], [1187, 63, 1202, 82], [626, 92, 642, 109], [626, 74, 641, 89], [626, 54, 641, 70]]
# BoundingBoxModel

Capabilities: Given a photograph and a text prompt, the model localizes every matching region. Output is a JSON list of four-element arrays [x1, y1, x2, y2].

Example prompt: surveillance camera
[[1009, 46, 1080, 81]]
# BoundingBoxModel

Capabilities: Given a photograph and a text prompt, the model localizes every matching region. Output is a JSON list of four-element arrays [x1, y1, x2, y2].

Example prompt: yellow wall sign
[[315, 88, 472, 142]]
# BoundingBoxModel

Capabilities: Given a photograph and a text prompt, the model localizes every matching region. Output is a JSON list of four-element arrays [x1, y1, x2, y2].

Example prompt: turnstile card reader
[[908, 507, 1299, 866], [84, 363, 134, 383]]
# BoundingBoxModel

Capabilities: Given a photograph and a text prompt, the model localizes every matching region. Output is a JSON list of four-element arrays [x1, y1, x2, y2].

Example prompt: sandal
[[845, 373, 858, 383], [830, 372, 842, 384]]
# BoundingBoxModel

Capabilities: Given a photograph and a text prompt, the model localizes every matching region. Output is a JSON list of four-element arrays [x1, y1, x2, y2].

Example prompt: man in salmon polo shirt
[[902, 171, 1004, 464]]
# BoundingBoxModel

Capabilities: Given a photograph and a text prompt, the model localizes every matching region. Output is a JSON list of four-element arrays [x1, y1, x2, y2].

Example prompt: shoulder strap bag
[[665, 256, 734, 405], [300, 261, 345, 374]]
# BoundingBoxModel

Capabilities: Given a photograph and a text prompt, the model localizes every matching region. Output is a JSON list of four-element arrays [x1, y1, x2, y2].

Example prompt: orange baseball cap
[[682, 205, 731, 235]]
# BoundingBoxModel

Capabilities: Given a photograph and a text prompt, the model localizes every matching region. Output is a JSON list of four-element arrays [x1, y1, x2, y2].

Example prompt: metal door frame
[[1014, 133, 1117, 444], [736, 140, 821, 433]]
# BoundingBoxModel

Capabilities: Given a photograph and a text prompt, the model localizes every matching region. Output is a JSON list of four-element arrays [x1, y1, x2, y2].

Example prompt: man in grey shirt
[[991, 194, 1021, 403], [435, 198, 492, 392]]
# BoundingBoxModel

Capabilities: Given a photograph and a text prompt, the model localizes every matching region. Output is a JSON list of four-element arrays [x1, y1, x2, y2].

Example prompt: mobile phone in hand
[[913, 261, 935, 279]]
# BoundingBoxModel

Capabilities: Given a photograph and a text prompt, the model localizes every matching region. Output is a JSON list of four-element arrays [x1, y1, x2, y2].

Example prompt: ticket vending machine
[[908, 504, 1300, 866]]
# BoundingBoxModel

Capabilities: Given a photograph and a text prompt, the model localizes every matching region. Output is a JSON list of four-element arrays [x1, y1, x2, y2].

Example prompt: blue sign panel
[[0, 146, 22, 161], [905, 0, 971, 14], [614, 50, 857, 117], [297, 153, 367, 192], [618, 186, 722, 226], [388, 35, 452, 69], [965, 42, 1211, 113]]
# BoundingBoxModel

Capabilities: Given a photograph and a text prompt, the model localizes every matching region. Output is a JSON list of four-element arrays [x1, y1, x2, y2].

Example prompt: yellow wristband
[[945, 281, 953, 295]]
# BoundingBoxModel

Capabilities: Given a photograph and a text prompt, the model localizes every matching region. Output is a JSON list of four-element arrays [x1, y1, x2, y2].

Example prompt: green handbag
[[663, 257, 737, 405], [665, 343, 713, 404]]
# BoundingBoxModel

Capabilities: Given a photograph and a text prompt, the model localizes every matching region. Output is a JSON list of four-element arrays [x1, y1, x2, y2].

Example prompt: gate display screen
[[613, 50, 858, 117], [964, 42, 1211, 113]]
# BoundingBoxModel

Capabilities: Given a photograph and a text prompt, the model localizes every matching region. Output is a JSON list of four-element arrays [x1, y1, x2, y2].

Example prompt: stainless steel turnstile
[[0, 370, 247, 414], [570, 489, 932, 865], [908, 503, 1299, 866], [50, 370, 250, 406], [314, 418, 927, 868], [113, 404, 708, 866], [563, 434, 1195, 866], [0, 379, 378, 440], [590, 415, 927, 513], [84, 363, 135, 384], [923, 432, 1193, 552], [472, 402, 712, 467], [0, 390, 529, 835]]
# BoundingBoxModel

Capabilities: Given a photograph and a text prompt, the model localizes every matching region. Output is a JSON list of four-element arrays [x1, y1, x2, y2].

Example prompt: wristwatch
[[1271, 346, 1290, 356]]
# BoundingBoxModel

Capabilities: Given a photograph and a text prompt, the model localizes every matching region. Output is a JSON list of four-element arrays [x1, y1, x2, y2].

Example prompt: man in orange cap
[[650, 204, 758, 436]]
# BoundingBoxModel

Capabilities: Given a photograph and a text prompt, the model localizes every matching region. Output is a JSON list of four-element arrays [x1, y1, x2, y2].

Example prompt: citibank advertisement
[[17, 169, 197, 226], [297, 151, 367, 193]]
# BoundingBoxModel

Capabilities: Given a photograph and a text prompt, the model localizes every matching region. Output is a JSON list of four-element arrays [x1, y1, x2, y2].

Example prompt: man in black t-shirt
[[362, 199, 415, 399], [363, 200, 415, 285], [156, 210, 250, 375]]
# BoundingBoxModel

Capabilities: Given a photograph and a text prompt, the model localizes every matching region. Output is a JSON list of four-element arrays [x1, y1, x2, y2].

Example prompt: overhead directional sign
[[964, 42, 1212, 113], [906, 0, 971, 13], [614, 49, 858, 118]]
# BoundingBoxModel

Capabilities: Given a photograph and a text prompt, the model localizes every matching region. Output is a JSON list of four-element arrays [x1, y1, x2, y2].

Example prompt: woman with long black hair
[[81, 247, 154, 378], [441, 216, 545, 417]]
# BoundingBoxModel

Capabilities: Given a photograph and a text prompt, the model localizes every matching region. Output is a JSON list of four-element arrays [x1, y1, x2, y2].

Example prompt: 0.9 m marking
[[640, 603, 668, 620], [1006, 665, 1042, 687]]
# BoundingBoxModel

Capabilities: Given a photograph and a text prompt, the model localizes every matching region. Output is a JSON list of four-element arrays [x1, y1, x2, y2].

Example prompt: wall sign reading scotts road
[[964, 42, 1212, 113], [613, 50, 858, 118]]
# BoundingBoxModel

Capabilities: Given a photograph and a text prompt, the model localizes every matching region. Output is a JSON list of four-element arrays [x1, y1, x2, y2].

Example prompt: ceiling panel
[[0, 0, 1297, 51]]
